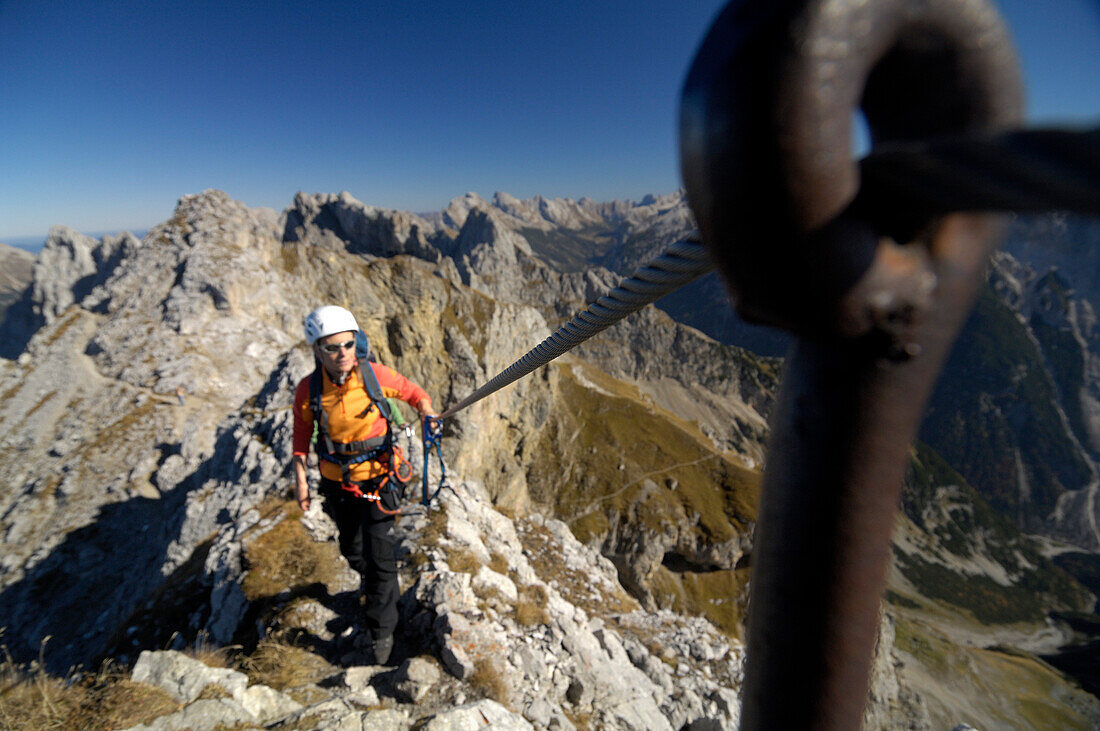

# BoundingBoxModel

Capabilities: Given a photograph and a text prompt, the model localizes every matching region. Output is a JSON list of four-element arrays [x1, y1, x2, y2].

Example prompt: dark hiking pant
[[319, 476, 399, 639]]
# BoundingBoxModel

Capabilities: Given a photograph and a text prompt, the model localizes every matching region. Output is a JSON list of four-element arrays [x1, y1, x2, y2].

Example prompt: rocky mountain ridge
[[917, 217, 1100, 551], [1, 189, 1098, 729], [499, 194, 1100, 556], [0, 241, 34, 322]]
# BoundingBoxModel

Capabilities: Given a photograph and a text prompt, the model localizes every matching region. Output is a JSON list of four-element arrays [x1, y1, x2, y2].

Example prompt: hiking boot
[[351, 629, 371, 650], [372, 634, 394, 665]]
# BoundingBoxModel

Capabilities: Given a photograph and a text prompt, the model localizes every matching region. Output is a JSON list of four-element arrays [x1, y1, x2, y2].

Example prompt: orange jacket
[[293, 361, 430, 482]]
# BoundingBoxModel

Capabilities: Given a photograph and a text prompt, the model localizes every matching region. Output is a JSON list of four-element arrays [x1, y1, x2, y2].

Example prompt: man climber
[[291, 305, 438, 664]]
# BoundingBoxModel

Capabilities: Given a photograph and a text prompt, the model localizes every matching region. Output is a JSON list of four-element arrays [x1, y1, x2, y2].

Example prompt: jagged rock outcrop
[[0, 241, 33, 319], [447, 207, 541, 293], [430, 189, 695, 277], [0, 227, 140, 358], [109, 479, 745, 729], [282, 190, 443, 263], [32, 226, 138, 324], [436, 196, 622, 317], [0, 192, 327, 668], [398, 482, 744, 729]]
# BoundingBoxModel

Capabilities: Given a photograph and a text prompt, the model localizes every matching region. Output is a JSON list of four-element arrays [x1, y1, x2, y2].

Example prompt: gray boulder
[[421, 699, 534, 730], [130, 649, 302, 726]]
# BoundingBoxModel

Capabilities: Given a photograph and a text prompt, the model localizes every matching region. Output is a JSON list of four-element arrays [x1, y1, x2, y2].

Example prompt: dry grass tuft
[[514, 584, 550, 627], [488, 551, 510, 575], [0, 662, 84, 731], [83, 677, 180, 729], [240, 638, 334, 692], [0, 645, 178, 731], [240, 507, 341, 602], [446, 547, 481, 575], [564, 707, 594, 731], [180, 632, 236, 669], [420, 504, 448, 545], [473, 585, 512, 616], [468, 659, 510, 707]]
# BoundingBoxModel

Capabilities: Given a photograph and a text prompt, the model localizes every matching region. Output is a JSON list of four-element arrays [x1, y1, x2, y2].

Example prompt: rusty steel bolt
[[680, 0, 1022, 350], [679, 1, 1025, 729]]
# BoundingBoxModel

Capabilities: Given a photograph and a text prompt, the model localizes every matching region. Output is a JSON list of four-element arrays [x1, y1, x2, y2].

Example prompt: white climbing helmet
[[304, 305, 360, 345]]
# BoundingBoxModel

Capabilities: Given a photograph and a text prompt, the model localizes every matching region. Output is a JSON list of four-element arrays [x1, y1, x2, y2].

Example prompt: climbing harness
[[330, 478, 403, 516], [309, 337, 456, 513], [309, 330, 408, 508]]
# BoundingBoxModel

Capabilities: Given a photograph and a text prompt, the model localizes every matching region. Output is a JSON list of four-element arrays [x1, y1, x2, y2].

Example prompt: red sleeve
[[292, 377, 314, 456], [372, 363, 430, 409]]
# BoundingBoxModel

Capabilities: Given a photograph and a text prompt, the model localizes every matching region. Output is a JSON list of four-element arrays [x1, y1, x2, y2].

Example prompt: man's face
[[316, 331, 357, 374]]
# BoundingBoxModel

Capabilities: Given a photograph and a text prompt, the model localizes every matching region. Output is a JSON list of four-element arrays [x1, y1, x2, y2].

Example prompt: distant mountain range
[[492, 193, 1100, 553], [1, 230, 150, 253]]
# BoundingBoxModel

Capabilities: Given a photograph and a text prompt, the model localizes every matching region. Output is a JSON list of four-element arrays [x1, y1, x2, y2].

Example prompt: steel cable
[[439, 239, 713, 417], [440, 126, 1099, 419]]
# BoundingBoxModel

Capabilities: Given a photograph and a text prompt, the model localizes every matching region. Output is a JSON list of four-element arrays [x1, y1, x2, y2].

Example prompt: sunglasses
[[319, 340, 355, 354]]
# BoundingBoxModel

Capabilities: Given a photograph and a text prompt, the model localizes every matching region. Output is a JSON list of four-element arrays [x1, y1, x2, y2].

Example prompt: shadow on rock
[[0, 486, 193, 674], [0, 290, 43, 359]]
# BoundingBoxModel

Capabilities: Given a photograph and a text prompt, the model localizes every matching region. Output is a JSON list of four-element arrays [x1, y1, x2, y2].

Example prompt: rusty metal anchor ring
[[680, 0, 1022, 347], [680, 1, 1026, 728]]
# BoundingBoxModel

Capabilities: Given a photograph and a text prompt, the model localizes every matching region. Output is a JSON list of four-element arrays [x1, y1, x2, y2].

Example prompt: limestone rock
[[282, 190, 441, 262], [393, 656, 442, 703], [338, 666, 383, 707], [131, 649, 247, 704], [361, 709, 414, 729], [421, 699, 534, 730], [472, 565, 518, 603], [31, 226, 136, 324], [236, 682, 303, 722], [120, 698, 254, 731], [129, 649, 301, 725], [267, 697, 373, 729], [0, 241, 33, 319], [439, 636, 476, 680], [395, 483, 746, 730]]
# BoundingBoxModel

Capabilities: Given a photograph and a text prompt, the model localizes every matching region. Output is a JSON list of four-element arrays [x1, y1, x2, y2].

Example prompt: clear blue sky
[[1, 0, 1097, 244]]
